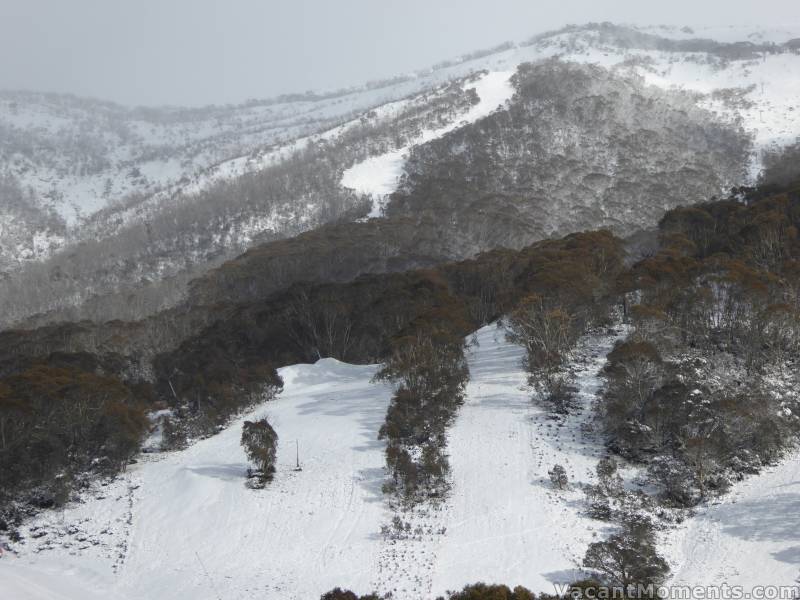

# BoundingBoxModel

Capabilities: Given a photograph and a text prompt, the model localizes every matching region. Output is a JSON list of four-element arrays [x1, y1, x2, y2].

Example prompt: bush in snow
[[319, 588, 386, 600], [549, 464, 569, 490], [241, 418, 278, 485], [596, 457, 623, 497], [587, 496, 614, 521]]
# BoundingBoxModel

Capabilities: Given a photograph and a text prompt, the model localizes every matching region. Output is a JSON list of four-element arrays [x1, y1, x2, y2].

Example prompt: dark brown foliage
[[601, 178, 800, 505], [0, 360, 149, 520]]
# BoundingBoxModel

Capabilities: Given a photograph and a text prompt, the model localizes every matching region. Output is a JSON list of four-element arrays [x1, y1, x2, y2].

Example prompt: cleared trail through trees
[[374, 323, 628, 598]]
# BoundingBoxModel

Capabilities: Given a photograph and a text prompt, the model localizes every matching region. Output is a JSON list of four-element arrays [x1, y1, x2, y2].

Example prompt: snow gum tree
[[376, 327, 469, 501], [241, 418, 278, 485], [507, 294, 579, 411], [583, 520, 669, 589]]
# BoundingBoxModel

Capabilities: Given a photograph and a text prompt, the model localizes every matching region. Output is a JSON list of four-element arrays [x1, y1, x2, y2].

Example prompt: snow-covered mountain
[[4, 23, 799, 227], [2, 23, 799, 329]]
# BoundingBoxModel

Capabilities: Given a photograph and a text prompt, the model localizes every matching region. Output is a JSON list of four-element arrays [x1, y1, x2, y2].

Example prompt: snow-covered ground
[[367, 324, 629, 599], [430, 325, 627, 594], [1, 358, 395, 600], [341, 71, 515, 217], [4, 323, 800, 598], [663, 448, 800, 589]]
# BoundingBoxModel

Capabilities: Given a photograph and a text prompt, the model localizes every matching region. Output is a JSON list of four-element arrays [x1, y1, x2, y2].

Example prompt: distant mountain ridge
[[1, 22, 799, 328]]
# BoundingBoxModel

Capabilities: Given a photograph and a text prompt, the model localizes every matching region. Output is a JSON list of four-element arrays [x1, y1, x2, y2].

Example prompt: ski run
[[3, 322, 800, 598], [340, 71, 515, 217]]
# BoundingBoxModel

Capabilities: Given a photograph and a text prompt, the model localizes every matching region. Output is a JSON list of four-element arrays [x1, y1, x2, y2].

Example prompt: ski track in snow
[[431, 324, 627, 595], [5, 323, 800, 597]]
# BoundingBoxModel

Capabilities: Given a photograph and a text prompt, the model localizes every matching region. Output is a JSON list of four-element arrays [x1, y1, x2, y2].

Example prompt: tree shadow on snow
[[284, 360, 375, 389], [772, 546, 800, 564], [295, 392, 387, 454], [713, 492, 800, 542], [184, 463, 248, 481]]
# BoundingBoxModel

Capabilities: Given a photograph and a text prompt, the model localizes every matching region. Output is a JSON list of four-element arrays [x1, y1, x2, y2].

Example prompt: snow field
[[430, 324, 629, 596], [2, 358, 395, 600]]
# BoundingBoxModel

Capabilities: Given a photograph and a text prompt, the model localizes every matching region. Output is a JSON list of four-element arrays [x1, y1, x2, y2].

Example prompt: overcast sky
[[1, 0, 798, 107]]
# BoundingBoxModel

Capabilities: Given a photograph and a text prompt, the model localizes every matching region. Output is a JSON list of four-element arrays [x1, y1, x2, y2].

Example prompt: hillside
[[4, 321, 800, 599], [0, 324, 627, 599], [2, 23, 800, 329]]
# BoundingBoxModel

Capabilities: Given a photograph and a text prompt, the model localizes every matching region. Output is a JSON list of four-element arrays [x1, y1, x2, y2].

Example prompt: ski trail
[[4, 358, 394, 600], [341, 70, 515, 217], [431, 323, 627, 596], [373, 322, 627, 599]]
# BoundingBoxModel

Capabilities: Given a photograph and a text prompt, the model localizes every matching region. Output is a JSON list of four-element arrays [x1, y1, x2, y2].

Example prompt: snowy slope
[[7, 24, 800, 234], [0, 81, 464, 225], [5, 322, 800, 598], [366, 324, 630, 599], [5, 23, 800, 298], [1, 358, 394, 600], [662, 449, 800, 588], [0, 324, 628, 599], [430, 325, 626, 593], [343, 26, 800, 214]]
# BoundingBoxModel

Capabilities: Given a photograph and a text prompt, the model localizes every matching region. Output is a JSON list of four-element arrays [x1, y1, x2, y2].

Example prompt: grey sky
[[1, 0, 798, 107]]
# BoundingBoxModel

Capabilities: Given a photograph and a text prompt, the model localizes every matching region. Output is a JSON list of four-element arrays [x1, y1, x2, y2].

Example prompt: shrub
[[549, 464, 568, 490], [241, 418, 278, 484]]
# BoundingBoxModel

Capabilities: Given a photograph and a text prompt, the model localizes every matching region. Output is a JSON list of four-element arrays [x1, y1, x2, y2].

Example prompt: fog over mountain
[[1, 0, 798, 105]]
